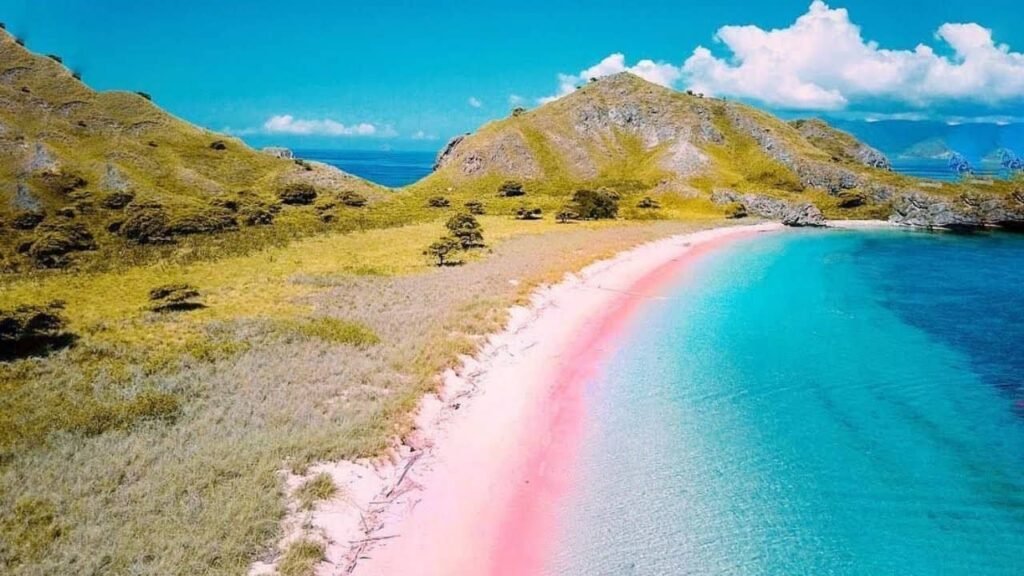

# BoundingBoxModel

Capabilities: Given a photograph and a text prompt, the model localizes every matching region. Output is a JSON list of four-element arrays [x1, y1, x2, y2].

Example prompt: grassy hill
[[0, 30, 385, 274]]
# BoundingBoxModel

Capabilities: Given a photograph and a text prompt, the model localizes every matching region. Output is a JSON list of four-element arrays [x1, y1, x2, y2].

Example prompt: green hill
[[0, 30, 383, 273]]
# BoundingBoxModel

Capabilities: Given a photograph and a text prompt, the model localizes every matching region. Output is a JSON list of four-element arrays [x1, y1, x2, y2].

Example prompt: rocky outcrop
[[889, 190, 1024, 229], [262, 147, 294, 160], [791, 118, 891, 170], [711, 189, 826, 227], [433, 135, 466, 171]]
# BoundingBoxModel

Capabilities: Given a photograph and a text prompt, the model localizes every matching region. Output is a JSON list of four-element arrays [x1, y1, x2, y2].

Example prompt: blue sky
[[4, 1, 1023, 150]]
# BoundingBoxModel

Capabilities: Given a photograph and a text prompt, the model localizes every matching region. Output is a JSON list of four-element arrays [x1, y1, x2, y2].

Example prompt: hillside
[[0, 30, 383, 273], [422, 72, 1024, 227]]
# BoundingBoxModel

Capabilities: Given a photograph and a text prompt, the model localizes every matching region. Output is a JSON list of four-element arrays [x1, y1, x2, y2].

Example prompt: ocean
[[550, 229, 1024, 575], [293, 149, 435, 188]]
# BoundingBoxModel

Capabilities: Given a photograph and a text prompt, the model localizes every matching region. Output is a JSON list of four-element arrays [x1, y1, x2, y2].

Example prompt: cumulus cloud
[[682, 1, 1024, 110], [539, 2, 1024, 116], [262, 115, 381, 136], [508, 94, 526, 107], [411, 130, 439, 141], [468, 97, 483, 108], [539, 53, 682, 103]]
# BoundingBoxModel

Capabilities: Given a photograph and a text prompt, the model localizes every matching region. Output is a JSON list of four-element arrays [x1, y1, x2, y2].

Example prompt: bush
[[338, 190, 368, 207], [497, 180, 525, 197], [423, 236, 462, 266], [464, 200, 485, 215], [556, 207, 579, 223], [0, 302, 75, 360], [512, 107, 526, 117], [427, 196, 450, 208], [46, 54, 63, 64], [34, 170, 87, 195], [279, 183, 318, 205], [569, 189, 618, 219], [637, 196, 661, 209], [135, 91, 152, 101], [100, 191, 135, 209], [148, 284, 204, 312], [837, 190, 866, 208], [445, 213, 484, 249], [27, 222, 96, 267], [724, 202, 748, 219], [209, 140, 228, 151], [514, 206, 543, 220], [278, 539, 325, 576], [119, 202, 170, 243], [12, 211, 44, 230]]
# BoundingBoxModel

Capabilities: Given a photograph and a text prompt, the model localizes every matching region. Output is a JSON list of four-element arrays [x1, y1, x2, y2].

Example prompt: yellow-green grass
[[1, 213, 724, 575]]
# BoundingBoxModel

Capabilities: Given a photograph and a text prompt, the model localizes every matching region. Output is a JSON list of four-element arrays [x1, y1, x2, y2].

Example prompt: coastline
[[253, 222, 782, 575]]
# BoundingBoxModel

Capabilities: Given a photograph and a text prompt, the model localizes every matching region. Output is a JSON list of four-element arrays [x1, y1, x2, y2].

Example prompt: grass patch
[[278, 539, 325, 576], [294, 473, 337, 511], [273, 317, 380, 347]]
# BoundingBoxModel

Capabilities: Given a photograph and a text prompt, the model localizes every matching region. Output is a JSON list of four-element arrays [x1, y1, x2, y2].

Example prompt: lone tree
[[445, 213, 484, 249], [497, 180, 525, 197], [424, 236, 462, 266], [570, 189, 618, 219]]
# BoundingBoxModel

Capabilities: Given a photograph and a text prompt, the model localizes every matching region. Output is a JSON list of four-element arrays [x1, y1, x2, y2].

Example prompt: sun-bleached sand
[[254, 222, 782, 576]]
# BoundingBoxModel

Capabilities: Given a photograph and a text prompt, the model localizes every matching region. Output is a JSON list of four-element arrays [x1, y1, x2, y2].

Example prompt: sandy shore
[[254, 222, 782, 576]]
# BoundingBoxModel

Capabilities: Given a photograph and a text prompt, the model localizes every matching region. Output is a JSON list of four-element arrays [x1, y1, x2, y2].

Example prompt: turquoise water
[[294, 149, 434, 187], [551, 229, 1024, 575]]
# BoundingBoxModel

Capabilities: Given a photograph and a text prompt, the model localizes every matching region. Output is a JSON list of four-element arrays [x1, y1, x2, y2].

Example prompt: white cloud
[[681, 1, 1024, 110], [411, 130, 439, 141], [468, 97, 483, 108], [262, 114, 382, 136], [539, 53, 682, 103], [538, 2, 1024, 117], [508, 94, 526, 107]]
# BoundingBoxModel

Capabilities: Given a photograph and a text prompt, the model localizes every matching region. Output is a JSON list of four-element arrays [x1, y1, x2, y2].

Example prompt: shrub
[[338, 190, 368, 207], [514, 206, 543, 220], [497, 180, 525, 197], [148, 284, 204, 312], [279, 183, 318, 205], [0, 302, 75, 360], [119, 202, 170, 242], [294, 473, 337, 510], [424, 236, 462, 266], [512, 107, 526, 117], [724, 202, 748, 219], [34, 170, 87, 195], [464, 200, 485, 215], [12, 211, 44, 230], [637, 196, 660, 209], [445, 213, 484, 249], [427, 196, 450, 208], [100, 191, 135, 209], [569, 189, 618, 219], [135, 91, 152, 101], [837, 190, 866, 208], [46, 54, 62, 64], [556, 207, 579, 223], [27, 222, 96, 267]]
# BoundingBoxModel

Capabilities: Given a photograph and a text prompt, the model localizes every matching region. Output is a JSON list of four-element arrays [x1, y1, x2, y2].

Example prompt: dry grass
[[277, 539, 324, 576], [294, 473, 337, 511], [0, 214, 721, 575]]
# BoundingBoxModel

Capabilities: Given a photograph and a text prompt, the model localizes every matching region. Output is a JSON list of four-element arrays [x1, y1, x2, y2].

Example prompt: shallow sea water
[[550, 229, 1024, 575]]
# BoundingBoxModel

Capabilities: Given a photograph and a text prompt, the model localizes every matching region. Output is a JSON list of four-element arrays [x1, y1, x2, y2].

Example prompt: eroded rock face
[[433, 135, 466, 171], [711, 189, 825, 226], [888, 190, 1024, 228]]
